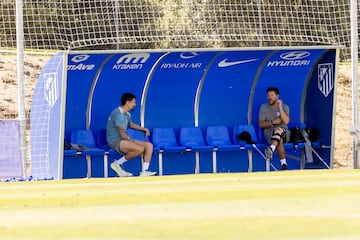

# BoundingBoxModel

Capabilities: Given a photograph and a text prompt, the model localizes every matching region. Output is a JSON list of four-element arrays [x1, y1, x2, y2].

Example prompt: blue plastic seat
[[152, 127, 186, 175], [63, 138, 81, 157], [63, 149, 79, 157], [206, 125, 232, 146], [152, 128, 184, 150], [206, 125, 241, 149], [180, 127, 213, 150], [127, 128, 148, 141], [97, 129, 109, 149], [206, 125, 241, 173], [233, 125, 264, 147], [179, 127, 213, 173], [232, 125, 267, 172], [97, 128, 121, 167], [71, 129, 106, 178]]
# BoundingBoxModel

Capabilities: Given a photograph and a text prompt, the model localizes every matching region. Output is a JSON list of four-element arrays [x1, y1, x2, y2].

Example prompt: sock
[[280, 159, 287, 165], [270, 145, 276, 152], [116, 156, 127, 164], [143, 162, 150, 172]]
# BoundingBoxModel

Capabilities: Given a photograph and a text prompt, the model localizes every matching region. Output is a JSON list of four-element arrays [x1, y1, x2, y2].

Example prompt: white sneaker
[[110, 161, 133, 177], [139, 170, 157, 177], [265, 146, 273, 160]]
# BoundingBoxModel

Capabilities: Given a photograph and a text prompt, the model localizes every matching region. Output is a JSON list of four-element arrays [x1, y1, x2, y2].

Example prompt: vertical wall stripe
[[194, 52, 223, 127], [140, 53, 170, 127]]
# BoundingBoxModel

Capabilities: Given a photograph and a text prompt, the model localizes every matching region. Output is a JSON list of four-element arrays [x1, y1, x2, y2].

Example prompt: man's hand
[[144, 128, 150, 137], [276, 99, 290, 125], [272, 117, 282, 125]]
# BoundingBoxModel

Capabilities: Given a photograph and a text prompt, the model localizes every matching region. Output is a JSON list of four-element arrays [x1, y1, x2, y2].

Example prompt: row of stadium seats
[[64, 124, 321, 177]]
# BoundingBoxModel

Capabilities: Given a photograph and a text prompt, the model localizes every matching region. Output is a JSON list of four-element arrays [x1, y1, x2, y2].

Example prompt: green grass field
[[1, 169, 360, 239]]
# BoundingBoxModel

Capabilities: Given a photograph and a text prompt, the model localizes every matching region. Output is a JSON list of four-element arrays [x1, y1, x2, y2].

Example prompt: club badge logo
[[44, 72, 59, 107], [318, 63, 333, 97]]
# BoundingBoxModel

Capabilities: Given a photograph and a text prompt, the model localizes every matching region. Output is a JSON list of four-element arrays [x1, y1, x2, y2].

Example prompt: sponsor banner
[[112, 52, 151, 70], [266, 50, 312, 67], [67, 54, 100, 71]]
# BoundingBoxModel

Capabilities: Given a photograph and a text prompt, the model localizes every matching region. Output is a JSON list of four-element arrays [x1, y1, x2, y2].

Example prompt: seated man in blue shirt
[[107, 93, 156, 177]]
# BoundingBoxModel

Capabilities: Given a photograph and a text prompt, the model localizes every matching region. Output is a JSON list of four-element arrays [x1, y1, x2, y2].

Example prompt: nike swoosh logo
[[218, 58, 258, 67]]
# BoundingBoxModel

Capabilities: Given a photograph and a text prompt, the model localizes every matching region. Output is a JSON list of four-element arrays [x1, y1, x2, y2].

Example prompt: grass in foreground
[[1, 169, 360, 240]]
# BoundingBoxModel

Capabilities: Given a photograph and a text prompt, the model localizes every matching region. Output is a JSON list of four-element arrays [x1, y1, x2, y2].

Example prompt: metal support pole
[[257, 0, 263, 47], [350, 0, 359, 168], [16, 0, 27, 177], [114, 0, 120, 50]]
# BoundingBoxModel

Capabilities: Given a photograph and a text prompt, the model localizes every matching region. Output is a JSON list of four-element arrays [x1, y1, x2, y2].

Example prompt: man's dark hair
[[121, 93, 136, 105], [266, 87, 279, 95]]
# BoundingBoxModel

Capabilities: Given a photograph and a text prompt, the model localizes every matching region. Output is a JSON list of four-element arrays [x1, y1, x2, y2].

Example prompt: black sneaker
[[281, 164, 288, 170]]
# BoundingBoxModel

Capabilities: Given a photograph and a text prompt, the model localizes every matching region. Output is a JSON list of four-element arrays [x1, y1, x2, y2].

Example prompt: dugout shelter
[[30, 47, 339, 179]]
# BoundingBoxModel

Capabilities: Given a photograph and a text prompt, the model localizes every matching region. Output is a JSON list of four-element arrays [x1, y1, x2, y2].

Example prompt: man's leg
[[275, 138, 288, 170], [133, 140, 156, 176], [118, 140, 156, 176], [265, 127, 288, 170], [275, 138, 286, 159], [265, 127, 282, 160], [120, 140, 145, 159], [134, 140, 153, 163], [111, 140, 144, 177]]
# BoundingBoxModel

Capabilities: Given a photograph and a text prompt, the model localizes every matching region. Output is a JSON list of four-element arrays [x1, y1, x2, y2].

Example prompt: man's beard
[[268, 99, 276, 105]]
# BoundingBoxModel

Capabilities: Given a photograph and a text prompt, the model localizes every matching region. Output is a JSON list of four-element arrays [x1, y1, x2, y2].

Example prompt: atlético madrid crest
[[44, 72, 59, 107], [317, 63, 334, 97]]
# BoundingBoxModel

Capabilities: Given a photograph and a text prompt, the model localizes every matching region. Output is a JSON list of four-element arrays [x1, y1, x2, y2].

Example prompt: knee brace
[[271, 127, 286, 143]]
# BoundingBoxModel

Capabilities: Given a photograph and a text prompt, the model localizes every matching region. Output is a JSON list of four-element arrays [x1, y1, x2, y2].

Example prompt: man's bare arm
[[259, 119, 273, 129], [117, 126, 131, 140], [128, 122, 150, 137]]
